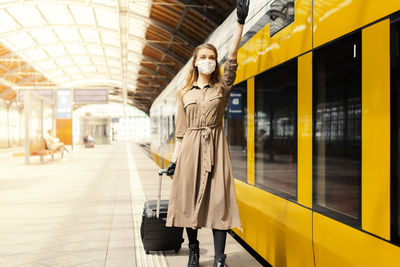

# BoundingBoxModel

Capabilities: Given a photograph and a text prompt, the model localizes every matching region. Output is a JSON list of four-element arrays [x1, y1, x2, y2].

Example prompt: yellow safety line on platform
[[126, 143, 168, 267]]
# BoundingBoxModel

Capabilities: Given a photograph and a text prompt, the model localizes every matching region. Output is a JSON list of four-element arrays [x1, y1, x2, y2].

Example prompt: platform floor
[[0, 141, 262, 267]]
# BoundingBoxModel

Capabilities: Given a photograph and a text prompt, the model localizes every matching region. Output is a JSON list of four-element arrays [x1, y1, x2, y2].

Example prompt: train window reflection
[[313, 32, 362, 226], [268, 0, 295, 36], [224, 81, 247, 182], [254, 59, 298, 199], [391, 19, 400, 244]]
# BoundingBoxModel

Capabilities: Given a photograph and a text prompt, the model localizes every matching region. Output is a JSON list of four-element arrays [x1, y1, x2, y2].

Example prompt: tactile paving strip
[[126, 143, 168, 267]]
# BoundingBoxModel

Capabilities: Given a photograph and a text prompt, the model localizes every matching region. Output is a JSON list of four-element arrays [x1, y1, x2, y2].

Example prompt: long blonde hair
[[179, 43, 221, 100]]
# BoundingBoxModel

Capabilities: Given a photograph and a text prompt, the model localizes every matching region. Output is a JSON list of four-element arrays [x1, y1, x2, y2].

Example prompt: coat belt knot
[[202, 127, 212, 140]]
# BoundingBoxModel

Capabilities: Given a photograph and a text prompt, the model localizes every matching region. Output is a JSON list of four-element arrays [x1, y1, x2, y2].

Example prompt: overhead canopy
[[0, 0, 235, 113]]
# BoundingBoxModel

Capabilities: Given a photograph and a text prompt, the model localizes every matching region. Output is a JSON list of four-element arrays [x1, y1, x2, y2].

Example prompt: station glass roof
[[0, 0, 235, 113], [0, 0, 151, 90]]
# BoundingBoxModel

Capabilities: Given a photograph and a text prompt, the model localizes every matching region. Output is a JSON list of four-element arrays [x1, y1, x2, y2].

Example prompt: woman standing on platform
[[165, 1, 250, 266]]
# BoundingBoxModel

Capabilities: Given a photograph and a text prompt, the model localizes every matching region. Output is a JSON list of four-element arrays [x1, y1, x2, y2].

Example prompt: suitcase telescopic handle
[[158, 168, 168, 175], [156, 169, 167, 218]]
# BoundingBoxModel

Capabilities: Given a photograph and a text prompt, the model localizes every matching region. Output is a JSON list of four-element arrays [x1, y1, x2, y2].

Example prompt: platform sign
[[57, 89, 72, 119], [18, 89, 53, 102], [228, 91, 242, 118], [74, 89, 108, 103]]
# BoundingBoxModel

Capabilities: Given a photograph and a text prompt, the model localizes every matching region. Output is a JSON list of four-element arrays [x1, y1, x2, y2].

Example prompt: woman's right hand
[[237, 0, 250, 24], [166, 162, 176, 176]]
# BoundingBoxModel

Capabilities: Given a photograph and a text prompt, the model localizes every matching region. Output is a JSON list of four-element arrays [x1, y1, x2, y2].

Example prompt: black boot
[[187, 242, 200, 267], [213, 254, 227, 267]]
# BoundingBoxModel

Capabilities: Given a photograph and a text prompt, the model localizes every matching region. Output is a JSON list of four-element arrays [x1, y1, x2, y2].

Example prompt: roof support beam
[[0, 64, 37, 81], [0, 61, 25, 81], [149, 18, 197, 48], [137, 82, 161, 88], [0, 76, 18, 88], [138, 76, 166, 89], [130, 94, 155, 100], [147, 42, 186, 65], [135, 90, 160, 99], [138, 74, 167, 79], [171, 0, 219, 26], [140, 65, 171, 84], [118, 0, 129, 98], [0, 88, 14, 99], [13, 74, 51, 87], [135, 84, 162, 93], [130, 97, 151, 102], [140, 55, 177, 76], [155, 4, 188, 74]]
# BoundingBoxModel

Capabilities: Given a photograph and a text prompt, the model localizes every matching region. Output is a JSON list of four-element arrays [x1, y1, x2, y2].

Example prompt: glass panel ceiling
[[0, 0, 152, 89]]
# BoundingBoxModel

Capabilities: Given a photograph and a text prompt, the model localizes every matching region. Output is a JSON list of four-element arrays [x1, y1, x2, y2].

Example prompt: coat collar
[[190, 84, 211, 90]]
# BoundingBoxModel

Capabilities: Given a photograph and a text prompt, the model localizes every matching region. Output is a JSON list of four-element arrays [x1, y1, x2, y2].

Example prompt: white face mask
[[196, 59, 216, 75]]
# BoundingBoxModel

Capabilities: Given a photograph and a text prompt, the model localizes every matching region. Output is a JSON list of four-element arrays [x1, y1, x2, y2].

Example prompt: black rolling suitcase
[[140, 169, 184, 254]]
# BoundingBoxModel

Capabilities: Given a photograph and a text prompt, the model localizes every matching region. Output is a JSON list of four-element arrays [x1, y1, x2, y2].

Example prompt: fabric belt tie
[[187, 122, 221, 172]]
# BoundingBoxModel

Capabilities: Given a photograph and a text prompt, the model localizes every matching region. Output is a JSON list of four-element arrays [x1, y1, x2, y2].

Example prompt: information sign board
[[228, 91, 242, 118], [74, 89, 108, 103], [18, 89, 53, 102], [57, 89, 72, 119]]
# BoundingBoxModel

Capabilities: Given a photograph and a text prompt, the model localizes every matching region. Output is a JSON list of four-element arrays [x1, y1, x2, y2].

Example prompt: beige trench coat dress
[[166, 59, 241, 230]]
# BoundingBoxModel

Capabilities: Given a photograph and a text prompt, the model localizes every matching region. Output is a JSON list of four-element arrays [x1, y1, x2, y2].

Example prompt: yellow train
[[150, 1, 400, 266]]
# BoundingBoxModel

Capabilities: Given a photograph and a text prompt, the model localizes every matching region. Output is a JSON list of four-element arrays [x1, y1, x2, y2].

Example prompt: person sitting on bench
[[45, 130, 70, 155], [83, 132, 95, 147]]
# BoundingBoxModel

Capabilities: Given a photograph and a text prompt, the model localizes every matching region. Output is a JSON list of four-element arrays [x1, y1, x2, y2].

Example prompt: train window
[[391, 19, 400, 244], [254, 59, 298, 199], [313, 32, 362, 226], [224, 81, 247, 182], [268, 0, 295, 37]]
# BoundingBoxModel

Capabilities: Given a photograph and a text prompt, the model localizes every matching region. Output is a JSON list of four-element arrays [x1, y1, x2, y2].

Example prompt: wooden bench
[[30, 137, 63, 161], [84, 143, 94, 148]]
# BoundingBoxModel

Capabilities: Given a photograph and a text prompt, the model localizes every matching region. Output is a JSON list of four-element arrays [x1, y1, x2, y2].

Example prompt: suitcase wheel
[[174, 246, 181, 253], [145, 250, 150, 254]]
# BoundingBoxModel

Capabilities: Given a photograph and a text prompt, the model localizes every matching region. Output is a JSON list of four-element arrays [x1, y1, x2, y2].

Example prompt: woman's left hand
[[237, 0, 250, 24], [166, 162, 176, 176]]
